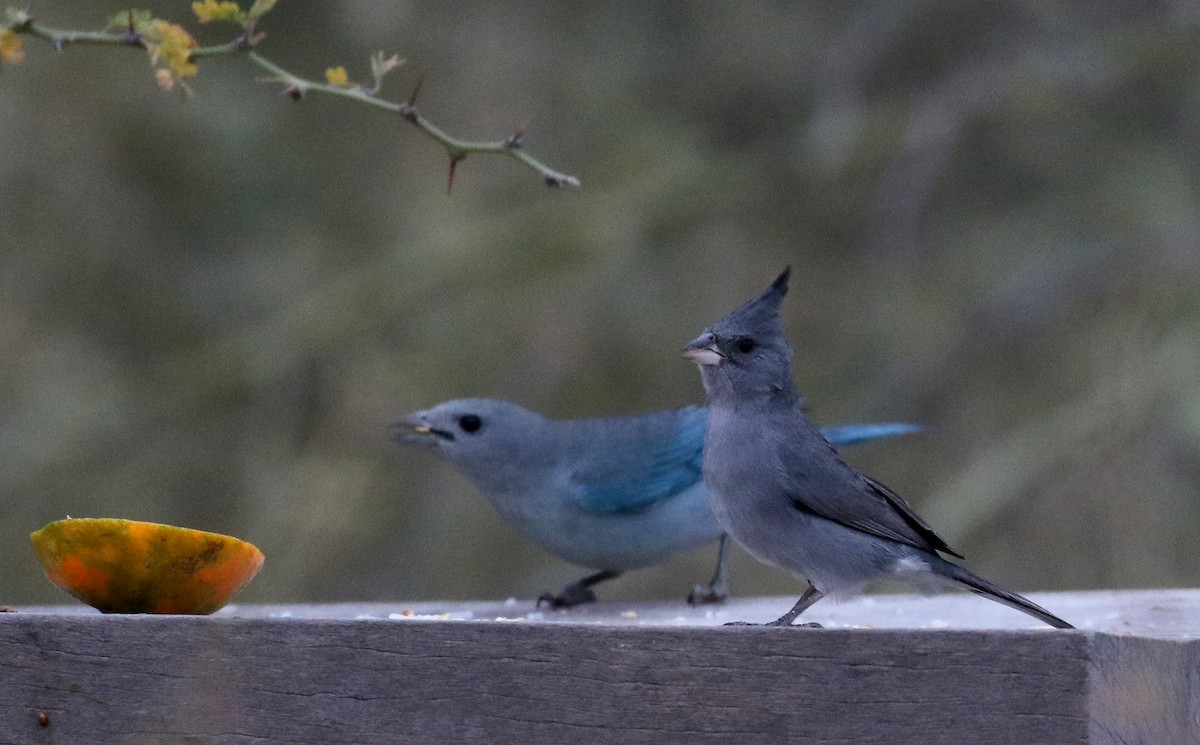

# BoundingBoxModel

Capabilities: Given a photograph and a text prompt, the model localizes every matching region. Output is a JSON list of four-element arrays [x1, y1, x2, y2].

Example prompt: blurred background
[[3, 1, 1199, 606]]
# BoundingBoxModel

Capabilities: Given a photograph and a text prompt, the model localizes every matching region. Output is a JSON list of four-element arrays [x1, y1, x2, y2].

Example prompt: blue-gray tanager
[[394, 399, 921, 607], [683, 268, 1072, 628]]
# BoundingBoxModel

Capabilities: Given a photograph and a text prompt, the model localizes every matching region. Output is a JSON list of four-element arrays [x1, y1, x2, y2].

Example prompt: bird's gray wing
[[858, 473, 964, 559], [568, 407, 706, 516], [784, 433, 964, 558]]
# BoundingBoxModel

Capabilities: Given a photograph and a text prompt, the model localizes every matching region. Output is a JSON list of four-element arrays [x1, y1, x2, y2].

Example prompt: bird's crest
[[712, 266, 790, 339]]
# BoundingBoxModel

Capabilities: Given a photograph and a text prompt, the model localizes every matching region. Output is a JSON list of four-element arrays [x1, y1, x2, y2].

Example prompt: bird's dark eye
[[458, 414, 483, 433], [736, 338, 756, 354]]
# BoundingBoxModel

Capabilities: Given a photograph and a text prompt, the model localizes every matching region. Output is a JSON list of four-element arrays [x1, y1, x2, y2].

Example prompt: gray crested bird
[[683, 267, 1072, 629]]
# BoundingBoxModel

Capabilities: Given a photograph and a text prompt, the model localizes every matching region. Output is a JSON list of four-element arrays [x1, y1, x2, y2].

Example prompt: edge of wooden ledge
[[6, 588, 1199, 638]]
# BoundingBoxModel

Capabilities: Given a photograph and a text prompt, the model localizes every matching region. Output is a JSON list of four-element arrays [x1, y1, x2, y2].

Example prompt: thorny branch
[[4, 9, 581, 189]]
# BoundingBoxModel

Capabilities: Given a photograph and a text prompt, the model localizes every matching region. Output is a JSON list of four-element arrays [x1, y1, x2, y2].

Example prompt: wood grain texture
[[1088, 634, 1200, 745], [1, 590, 1196, 745]]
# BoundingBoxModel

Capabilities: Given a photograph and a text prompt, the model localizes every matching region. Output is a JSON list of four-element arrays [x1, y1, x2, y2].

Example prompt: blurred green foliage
[[3, 2, 1199, 606]]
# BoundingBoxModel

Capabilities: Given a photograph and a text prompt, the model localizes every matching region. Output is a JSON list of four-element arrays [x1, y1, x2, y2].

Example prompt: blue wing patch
[[820, 422, 924, 447], [573, 407, 707, 516]]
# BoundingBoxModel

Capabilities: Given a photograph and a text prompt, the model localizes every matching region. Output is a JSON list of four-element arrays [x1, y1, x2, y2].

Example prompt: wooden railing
[[2, 590, 1196, 744]]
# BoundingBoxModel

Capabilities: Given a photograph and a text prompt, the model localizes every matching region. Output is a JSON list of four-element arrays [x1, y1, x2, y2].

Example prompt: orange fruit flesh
[[30, 518, 264, 614]]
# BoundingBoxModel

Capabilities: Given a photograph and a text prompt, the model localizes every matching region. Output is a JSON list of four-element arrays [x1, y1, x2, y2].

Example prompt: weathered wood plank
[[1088, 633, 1200, 745], [1, 590, 1196, 745], [2, 618, 1088, 744]]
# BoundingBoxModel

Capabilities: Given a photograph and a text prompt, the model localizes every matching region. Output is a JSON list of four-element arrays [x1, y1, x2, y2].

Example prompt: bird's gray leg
[[724, 585, 825, 627], [688, 533, 731, 605], [769, 585, 824, 626], [537, 569, 622, 609]]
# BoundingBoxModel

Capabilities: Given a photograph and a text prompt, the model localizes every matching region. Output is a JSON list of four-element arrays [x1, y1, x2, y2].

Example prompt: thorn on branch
[[545, 173, 581, 188], [408, 75, 424, 106], [396, 77, 423, 122], [120, 13, 143, 48], [447, 154, 465, 195], [282, 82, 304, 101], [505, 120, 530, 149]]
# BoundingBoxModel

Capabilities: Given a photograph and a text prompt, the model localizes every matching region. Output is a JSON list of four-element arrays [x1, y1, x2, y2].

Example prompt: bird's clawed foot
[[722, 620, 823, 628], [536, 569, 620, 609], [536, 583, 597, 610], [771, 619, 822, 628], [687, 581, 728, 606]]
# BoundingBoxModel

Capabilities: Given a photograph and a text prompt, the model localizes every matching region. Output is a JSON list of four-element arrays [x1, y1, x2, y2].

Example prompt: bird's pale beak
[[682, 332, 723, 366], [390, 413, 451, 445]]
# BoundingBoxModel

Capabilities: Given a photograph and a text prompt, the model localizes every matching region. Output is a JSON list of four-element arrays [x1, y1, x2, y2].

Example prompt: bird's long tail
[[930, 556, 1074, 629]]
